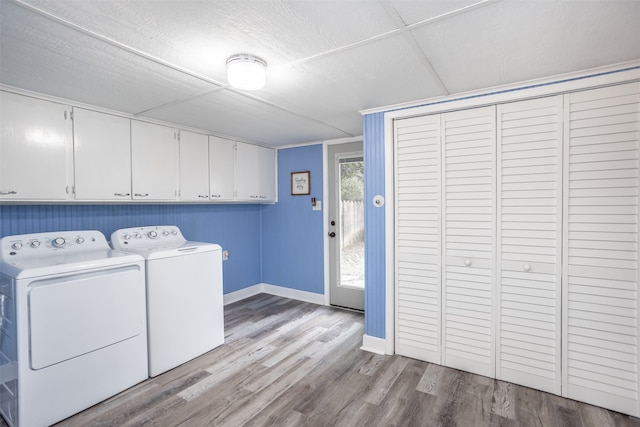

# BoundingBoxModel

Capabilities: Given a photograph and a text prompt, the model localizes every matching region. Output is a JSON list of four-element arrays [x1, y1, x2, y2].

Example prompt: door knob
[[328, 232, 336, 238]]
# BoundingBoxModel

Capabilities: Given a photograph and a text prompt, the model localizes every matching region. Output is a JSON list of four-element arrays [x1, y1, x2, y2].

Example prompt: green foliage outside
[[340, 160, 364, 202]]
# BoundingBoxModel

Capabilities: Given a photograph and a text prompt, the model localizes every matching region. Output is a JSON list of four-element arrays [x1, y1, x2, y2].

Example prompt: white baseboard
[[360, 334, 388, 355], [223, 284, 264, 305], [223, 283, 325, 306]]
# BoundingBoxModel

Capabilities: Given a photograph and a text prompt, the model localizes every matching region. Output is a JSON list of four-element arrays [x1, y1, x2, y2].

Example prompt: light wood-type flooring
[[19, 294, 640, 426]]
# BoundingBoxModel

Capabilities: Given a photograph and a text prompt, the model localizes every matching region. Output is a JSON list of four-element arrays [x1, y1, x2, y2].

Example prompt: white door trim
[[323, 137, 364, 307]]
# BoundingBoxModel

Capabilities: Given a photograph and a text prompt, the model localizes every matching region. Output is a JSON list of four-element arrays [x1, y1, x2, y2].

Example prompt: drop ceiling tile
[[258, 34, 447, 134], [411, 1, 640, 94], [0, 1, 216, 114], [18, 0, 398, 83], [389, 0, 482, 25], [139, 90, 352, 146]]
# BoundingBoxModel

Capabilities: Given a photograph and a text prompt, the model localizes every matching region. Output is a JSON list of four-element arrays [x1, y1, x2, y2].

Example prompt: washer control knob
[[163, 231, 170, 236], [134, 233, 142, 239], [148, 230, 158, 239], [52, 237, 66, 248], [76, 237, 85, 244], [30, 240, 41, 248], [11, 242, 23, 250], [123, 234, 132, 240], [171, 230, 178, 235]]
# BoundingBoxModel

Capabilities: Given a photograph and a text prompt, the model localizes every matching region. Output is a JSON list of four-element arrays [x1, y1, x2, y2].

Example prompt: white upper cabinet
[[497, 95, 563, 395], [0, 91, 277, 204], [73, 108, 132, 200], [209, 136, 235, 201], [394, 114, 442, 364], [258, 144, 276, 201], [0, 91, 72, 200], [236, 142, 276, 202], [131, 120, 179, 201], [563, 82, 640, 416], [441, 105, 496, 378], [179, 130, 209, 201]]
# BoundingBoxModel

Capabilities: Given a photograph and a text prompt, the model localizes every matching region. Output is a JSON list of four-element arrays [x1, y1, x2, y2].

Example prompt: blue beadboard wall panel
[[363, 112, 386, 339], [261, 144, 324, 294], [0, 204, 262, 294]]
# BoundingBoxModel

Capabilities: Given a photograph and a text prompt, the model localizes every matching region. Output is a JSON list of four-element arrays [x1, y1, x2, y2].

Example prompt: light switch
[[312, 200, 322, 211]]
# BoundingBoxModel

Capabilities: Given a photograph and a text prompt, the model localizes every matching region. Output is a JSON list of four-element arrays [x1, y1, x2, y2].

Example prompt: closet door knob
[[464, 259, 471, 267], [523, 263, 531, 272]]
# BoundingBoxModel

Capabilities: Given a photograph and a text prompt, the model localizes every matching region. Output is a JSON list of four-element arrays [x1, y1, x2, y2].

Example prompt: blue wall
[[0, 141, 378, 332], [363, 113, 386, 339], [0, 204, 262, 294], [261, 144, 324, 294]]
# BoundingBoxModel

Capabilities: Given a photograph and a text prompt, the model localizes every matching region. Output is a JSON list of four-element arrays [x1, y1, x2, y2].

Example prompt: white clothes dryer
[[111, 226, 224, 377], [0, 230, 148, 427]]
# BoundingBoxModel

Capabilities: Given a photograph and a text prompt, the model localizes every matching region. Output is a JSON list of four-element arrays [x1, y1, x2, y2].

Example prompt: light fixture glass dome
[[226, 54, 267, 91]]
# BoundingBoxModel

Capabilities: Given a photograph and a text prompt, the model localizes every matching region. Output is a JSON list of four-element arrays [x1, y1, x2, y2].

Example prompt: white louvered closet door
[[394, 115, 442, 363], [442, 106, 496, 377], [497, 96, 563, 394], [564, 82, 640, 416]]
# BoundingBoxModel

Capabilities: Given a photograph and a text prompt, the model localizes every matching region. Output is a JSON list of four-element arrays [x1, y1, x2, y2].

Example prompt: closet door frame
[[383, 64, 640, 356]]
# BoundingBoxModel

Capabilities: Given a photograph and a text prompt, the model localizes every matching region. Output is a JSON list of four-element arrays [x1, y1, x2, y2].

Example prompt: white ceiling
[[1, 0, 639, 147]]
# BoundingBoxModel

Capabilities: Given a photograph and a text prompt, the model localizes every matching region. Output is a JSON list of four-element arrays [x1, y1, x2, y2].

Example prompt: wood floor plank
[[28, 294, 639, 427]]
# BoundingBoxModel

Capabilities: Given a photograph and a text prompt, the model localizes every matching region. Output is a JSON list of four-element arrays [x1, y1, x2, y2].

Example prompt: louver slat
[[564, 82, 640, 416], [442, 106, 496, 377], [497, 96, 563, 394], [395, 115, 442, 363]]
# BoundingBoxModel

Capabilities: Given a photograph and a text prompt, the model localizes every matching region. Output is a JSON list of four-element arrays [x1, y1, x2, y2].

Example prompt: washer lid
[[117, 241, 221, 260], [0, 249, 144, 279]]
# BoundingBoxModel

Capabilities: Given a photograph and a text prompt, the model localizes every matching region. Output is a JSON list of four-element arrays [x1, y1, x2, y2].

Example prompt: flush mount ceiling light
[[226, 54, 267, 91]]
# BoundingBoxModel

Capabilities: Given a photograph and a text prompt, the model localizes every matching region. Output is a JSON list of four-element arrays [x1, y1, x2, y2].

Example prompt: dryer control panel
[[110, 225, 186, 250], [0, 230, 109, 259]]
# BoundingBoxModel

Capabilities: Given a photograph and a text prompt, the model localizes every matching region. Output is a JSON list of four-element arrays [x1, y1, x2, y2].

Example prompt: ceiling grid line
[[379, 0, 450, 96], [2, 0, 638, 146], [9, 0, 354, 141]]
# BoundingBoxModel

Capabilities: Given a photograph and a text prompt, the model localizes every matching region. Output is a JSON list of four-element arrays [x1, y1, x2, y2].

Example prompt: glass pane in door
[[339, 157, 364, 289]]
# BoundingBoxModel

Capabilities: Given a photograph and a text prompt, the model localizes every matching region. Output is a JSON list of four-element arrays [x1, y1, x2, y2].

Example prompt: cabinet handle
[[114, 192, 131, 197], [198, 195, 208, 198], [134, 193, 149, 197], [464, 259, 472, 267], [0, 191, 17, 195], [211, 194, 221, 198], [523, 263, 532, 272]]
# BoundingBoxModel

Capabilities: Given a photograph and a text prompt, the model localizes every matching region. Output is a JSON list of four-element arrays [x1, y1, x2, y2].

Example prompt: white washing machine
[[0, 230, 148, 427], [111, 226, 224, 377]]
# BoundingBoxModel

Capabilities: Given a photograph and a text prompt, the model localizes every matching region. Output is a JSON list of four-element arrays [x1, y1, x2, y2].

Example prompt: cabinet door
[[497, 96, 563, 394], [131, 121, 179, 200], [235, 142, 260, 201], [563, 82, 640, 416], [209, 137, 235, 201], [394, 114, 442, 364], [442, 105, 496, 378], [0, 91, 72, 200], [179, 130, 209, 201], [73, 108, 131, 200], [257, 145, 276, 202]]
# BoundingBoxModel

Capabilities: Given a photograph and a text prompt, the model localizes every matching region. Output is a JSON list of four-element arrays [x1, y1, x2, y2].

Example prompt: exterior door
[[328, 141, 364, 310]]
